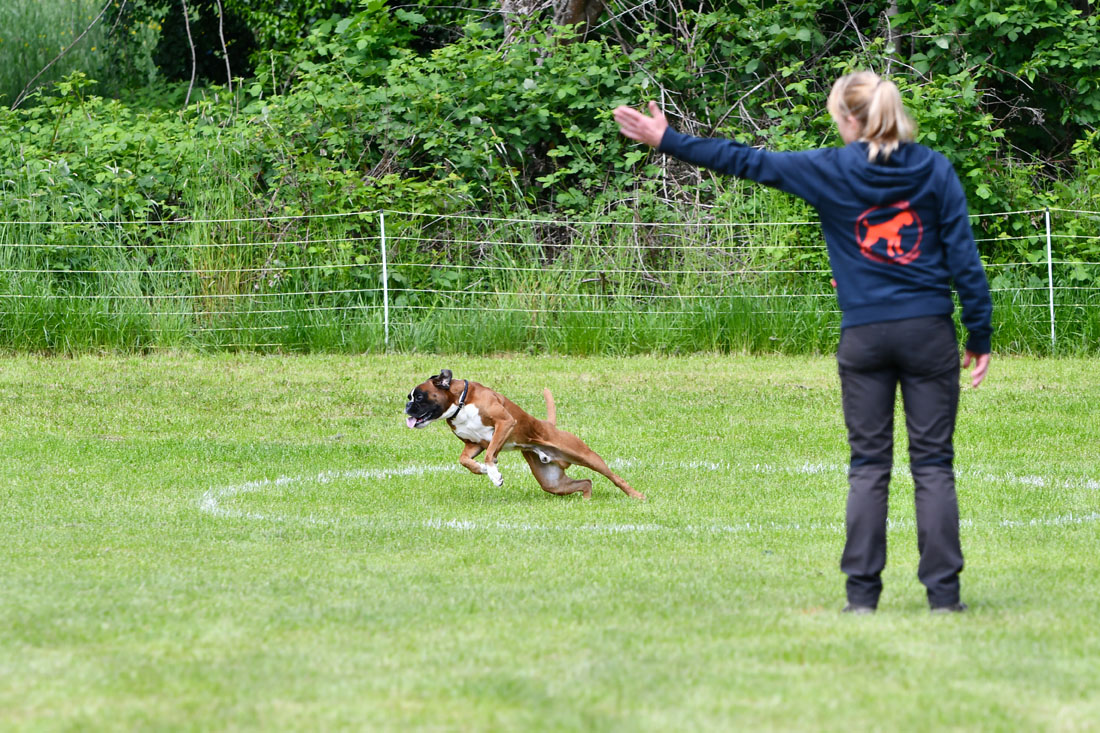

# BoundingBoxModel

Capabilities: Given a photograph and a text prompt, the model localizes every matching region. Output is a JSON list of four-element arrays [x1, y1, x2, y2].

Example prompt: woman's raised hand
[[613, 101, 669, 149]]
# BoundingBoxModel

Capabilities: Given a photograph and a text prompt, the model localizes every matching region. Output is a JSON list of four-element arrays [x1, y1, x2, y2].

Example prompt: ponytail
[[827, 71, 915, 162]]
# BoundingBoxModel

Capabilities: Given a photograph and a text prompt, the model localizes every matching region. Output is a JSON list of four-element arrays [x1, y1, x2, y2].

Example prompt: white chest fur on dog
[[449, 405, 556, 463], [450, 405, 495, 444]]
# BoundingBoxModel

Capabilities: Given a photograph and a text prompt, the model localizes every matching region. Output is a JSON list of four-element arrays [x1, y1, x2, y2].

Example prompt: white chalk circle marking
[[199, 460, 1099, 533]]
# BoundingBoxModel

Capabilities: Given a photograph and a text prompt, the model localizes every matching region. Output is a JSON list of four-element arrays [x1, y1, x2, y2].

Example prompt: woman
[[614, 71, 991, 613]]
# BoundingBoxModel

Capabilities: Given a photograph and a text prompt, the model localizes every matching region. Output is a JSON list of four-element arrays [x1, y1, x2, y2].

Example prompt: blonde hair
[[827, 71, 915, 162]]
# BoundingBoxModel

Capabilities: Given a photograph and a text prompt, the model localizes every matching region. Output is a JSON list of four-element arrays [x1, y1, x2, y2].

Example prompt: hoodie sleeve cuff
[[965, 333, 991, 355], [657, 126, 681, 154]]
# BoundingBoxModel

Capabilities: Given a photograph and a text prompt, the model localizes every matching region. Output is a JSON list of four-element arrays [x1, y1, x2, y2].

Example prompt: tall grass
[[0, 0, 112, 106], [0, 172, 1096, 355]]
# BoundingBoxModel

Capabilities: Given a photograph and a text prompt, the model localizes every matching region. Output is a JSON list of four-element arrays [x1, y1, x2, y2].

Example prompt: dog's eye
[[415, 393, 423, 402]]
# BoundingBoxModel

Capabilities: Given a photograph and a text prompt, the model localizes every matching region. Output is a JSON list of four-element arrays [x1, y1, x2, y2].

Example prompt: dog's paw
[[486, 465, 504, 487]]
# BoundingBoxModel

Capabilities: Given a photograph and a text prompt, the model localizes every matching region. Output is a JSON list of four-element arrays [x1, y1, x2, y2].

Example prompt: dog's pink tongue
[[406, 416, 418, 428]]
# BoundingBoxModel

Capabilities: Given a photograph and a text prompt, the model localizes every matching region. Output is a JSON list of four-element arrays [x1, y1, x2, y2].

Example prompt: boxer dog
[[404, 369, 644, 500]]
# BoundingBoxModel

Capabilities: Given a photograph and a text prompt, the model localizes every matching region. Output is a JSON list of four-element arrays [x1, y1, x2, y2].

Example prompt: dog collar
[[457, 380, 470, 411]]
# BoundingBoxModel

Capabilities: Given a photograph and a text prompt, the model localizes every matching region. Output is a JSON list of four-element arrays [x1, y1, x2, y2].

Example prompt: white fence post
[[380, 210, 389, 349], [1044, 207, 1055, 351]]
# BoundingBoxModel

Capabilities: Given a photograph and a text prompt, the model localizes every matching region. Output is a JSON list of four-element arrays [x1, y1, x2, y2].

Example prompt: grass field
[[1, 353, 1098, 731]]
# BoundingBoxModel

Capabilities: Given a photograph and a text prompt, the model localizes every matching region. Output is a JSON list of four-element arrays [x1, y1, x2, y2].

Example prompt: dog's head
[[405, 369, 455, 429]]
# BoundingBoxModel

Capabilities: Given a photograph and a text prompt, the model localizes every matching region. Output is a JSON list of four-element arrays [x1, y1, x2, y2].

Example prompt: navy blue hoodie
[[659, 129, 992, 354]]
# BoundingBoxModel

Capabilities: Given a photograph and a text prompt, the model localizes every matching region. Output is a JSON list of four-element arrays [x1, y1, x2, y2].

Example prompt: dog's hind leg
[[550, 432, 646, 500], [522, 451, 591, 498], [576, 452, 645, 500]]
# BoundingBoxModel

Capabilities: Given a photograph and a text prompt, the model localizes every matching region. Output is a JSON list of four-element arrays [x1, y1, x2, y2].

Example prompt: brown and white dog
[[404, 369, 644, 500]]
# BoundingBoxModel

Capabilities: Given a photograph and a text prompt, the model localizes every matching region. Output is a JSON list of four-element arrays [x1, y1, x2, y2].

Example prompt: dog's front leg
[[458, 441, 486, 476], [482, 414, 516, 488]]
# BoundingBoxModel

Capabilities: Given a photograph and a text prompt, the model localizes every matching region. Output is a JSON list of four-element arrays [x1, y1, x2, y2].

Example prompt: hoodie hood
[[836, 142, 938, 207]]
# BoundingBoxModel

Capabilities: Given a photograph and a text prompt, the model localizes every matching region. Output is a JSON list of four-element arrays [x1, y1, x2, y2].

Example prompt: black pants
[[837, 315, 964, 608]]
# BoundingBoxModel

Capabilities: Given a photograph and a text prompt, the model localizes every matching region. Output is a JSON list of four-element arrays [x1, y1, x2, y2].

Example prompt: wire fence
[[0, 207, 1097, 353]]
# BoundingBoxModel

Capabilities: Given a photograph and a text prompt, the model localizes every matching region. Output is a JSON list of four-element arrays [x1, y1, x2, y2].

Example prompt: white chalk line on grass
[[199, 459, 1099, 533], [199, 464, 459, 521]]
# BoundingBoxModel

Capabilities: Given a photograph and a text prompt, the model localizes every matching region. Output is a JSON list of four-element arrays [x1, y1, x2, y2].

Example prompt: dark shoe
[[930, 602, 968, 614], [842, 603, 876, 615]]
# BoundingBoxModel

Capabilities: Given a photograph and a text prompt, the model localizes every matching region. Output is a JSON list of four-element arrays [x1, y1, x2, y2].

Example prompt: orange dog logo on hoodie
[[855, 201, 923, 265]]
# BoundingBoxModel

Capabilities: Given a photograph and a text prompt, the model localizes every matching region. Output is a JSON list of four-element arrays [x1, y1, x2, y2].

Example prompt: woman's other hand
[[963, 350, 990, 388]]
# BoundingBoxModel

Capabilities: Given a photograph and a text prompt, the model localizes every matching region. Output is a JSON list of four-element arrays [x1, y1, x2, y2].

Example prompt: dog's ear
[[433, 369, 452, 390]]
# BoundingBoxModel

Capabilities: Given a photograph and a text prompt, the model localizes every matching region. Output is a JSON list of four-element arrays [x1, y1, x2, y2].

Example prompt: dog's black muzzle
[[405, 394, 445, 429]]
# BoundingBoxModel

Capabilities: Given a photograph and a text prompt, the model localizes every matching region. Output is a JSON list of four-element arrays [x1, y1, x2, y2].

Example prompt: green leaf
[[394, 9, 427, 26]]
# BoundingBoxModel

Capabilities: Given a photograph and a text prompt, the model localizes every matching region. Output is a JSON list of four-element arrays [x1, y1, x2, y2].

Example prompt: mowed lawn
[[1, 353, 1097, 731]]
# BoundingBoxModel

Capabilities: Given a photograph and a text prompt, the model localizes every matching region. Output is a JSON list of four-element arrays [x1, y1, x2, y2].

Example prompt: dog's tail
[[543, 388, 556, 426]]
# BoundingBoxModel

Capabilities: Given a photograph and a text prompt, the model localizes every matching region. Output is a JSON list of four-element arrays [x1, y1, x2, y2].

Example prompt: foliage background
[[0, 0, 1097, 353]]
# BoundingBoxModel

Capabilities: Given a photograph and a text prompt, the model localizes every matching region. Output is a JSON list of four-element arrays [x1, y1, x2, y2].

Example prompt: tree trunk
[[500, 0, 605, 47], [552, 0, 605, 38]]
